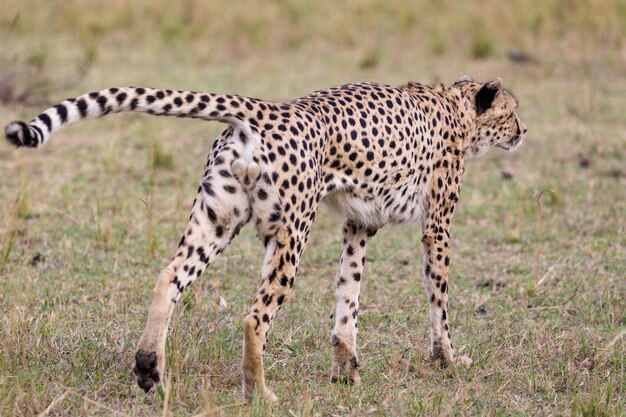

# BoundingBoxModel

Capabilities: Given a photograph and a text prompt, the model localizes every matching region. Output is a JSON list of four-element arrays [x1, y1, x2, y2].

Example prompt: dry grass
[[0, 1, 624, 416]]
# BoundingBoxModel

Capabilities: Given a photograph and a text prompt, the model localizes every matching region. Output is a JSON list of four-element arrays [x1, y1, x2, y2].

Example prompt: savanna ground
[[0, 1, 625, 416]]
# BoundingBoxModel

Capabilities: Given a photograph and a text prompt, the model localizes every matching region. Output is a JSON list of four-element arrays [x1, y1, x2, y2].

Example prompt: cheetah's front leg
[[331, 220, 377, 384], [421, 215, 472, 367]]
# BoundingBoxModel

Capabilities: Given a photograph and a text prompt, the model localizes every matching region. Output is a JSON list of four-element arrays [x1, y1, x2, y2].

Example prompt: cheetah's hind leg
[[133, 151, 251, 393]]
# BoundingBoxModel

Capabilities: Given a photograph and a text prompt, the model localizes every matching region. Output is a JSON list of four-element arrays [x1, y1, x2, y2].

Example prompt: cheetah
[[4, 75, 526, 402]]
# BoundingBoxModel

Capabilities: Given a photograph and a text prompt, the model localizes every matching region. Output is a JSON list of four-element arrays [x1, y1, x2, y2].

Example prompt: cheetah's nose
[[523, 127, 528, 134]]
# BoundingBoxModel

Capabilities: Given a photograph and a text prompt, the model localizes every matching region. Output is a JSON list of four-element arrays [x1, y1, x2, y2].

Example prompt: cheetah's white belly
[[323, 191, 387, 228], [322, 188, 426, 228]]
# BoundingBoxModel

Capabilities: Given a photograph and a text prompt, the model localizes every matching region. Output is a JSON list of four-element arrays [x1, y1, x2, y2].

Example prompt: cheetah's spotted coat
[[5, 76, 526, 402]]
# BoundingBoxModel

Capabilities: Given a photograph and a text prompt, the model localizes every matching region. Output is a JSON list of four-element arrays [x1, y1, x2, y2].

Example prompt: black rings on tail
[[5, 121, 40, 148]]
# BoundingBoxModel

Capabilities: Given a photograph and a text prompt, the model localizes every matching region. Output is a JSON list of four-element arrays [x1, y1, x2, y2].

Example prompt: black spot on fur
[[76, 99, 88, 117], [38, 114, 52, 131], [54, 104, 68, 123]]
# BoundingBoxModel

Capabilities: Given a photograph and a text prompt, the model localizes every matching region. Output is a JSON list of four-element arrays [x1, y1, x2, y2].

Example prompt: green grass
[[1, 1, 625, 416]]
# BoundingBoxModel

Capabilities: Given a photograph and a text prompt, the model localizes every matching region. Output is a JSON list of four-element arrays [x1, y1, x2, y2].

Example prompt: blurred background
[[0, 1, 624, 416], [2, 0, 625, 101]]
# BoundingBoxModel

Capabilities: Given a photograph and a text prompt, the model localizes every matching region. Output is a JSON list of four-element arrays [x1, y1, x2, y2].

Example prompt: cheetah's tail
[[4, 87, 261, 148]]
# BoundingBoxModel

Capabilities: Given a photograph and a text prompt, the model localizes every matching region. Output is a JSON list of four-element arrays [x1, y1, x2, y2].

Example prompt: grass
[[0, 0, 625, 416], [1, 190, 27, 267]]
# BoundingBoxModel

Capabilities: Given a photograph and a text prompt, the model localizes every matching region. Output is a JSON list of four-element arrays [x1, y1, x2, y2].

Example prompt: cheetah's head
[[455, 76, 527, 158]]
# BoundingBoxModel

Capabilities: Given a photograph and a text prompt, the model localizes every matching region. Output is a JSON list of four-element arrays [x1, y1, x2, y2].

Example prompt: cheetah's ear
[[476, 78, 503, 115], [454, 75, 473, 85]]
